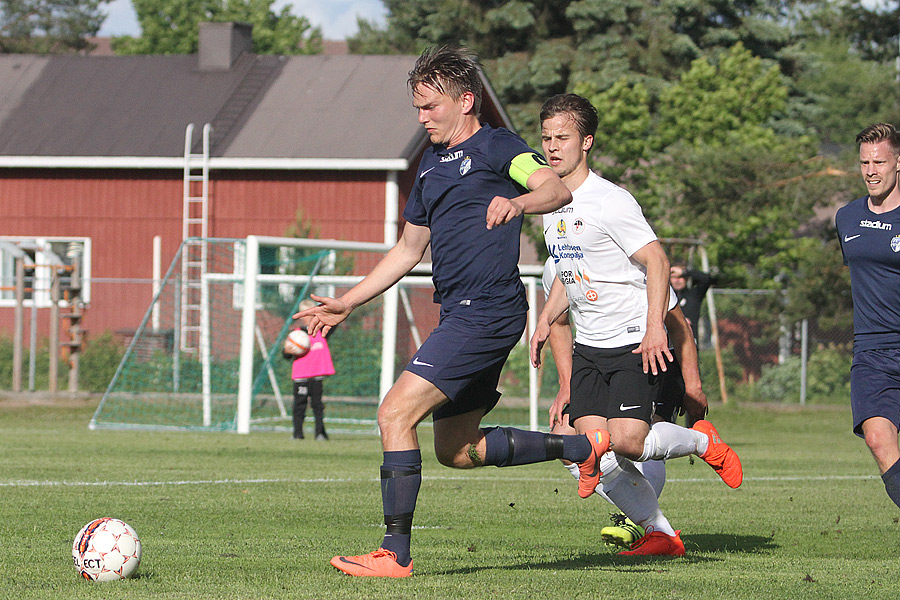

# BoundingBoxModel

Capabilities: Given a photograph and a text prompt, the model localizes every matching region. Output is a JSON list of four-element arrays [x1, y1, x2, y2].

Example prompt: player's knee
[[433, 443, 472, 469], [864, 428, 895, 457], [609, 435, 643, 460]]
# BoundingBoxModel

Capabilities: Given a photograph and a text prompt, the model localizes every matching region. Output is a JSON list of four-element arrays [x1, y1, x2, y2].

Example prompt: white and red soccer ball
[[284, 329, 311, 357], [72, 518, 142, 581]]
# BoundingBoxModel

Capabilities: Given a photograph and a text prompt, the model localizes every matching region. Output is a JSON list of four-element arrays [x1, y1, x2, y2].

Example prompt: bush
[[0, 330, 126, 392], [753, 346, 850, 404]]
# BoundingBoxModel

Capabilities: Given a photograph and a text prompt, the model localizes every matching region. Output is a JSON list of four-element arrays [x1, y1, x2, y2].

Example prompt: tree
[[352, 1, 863, 323], [600, 45, 855, 325], [349, 0, 800, 136], [113, 0, 321, 55], [0, 0, 108, 53]]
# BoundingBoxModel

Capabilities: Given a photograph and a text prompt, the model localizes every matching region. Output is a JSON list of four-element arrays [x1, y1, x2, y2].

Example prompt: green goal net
[[90, 237, 392, 434], [91, 236, 548, 434]]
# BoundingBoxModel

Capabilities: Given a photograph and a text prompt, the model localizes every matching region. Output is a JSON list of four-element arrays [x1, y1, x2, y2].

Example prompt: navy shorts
[[850, 349, 900, 437], [405, 309, 526, 421], [568, 342, 662, 425]]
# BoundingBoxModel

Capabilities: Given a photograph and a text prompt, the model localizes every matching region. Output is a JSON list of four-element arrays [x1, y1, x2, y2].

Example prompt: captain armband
[[508, 152, 551, 188]]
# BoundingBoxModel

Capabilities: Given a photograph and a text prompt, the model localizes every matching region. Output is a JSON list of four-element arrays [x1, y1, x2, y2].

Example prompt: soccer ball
[[72, 518, 142, 581], [284, 329, 311, 357]]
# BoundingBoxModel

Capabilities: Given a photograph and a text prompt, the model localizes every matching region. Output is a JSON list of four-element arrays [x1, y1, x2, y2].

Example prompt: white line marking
[[0, 474, 879, 488]]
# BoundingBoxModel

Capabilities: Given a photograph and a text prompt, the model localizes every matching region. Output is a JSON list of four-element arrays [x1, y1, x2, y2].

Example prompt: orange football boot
[[330, 548, 413, 578]]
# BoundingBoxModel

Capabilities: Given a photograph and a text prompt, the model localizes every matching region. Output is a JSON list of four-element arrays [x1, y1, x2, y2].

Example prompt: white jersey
[[543, 171, 676, 348]]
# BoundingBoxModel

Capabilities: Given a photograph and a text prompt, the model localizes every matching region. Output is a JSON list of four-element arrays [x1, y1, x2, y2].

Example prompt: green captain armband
[[508, 152, 550, 188]]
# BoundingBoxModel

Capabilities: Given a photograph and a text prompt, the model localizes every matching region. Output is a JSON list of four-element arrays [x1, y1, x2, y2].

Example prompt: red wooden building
[[0, 23, 524, 353]]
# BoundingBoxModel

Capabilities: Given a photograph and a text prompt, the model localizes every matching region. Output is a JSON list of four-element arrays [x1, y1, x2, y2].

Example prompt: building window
[[0, 237, 91, 308]]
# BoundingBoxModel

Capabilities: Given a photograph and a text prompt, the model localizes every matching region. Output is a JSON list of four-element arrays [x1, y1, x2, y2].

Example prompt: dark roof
[[0, 50, 513, 169]]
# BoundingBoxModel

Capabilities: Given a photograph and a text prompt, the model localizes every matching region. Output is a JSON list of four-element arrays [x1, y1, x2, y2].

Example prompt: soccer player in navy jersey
[[836, 122, 900, 511], [295, 46, 610, 578]]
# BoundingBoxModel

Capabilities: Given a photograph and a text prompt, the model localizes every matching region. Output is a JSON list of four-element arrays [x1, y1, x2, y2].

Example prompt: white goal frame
[[229, 235, 543, 434]]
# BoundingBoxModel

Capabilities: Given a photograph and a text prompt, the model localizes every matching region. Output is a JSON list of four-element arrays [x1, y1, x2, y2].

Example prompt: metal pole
[[28, 272, 37, 392], [236, 236, 260, 434], [49, 269, 60, 393], [699, 247, 728, 404], [13, 258, 24, 392], [800, 319, 808, 405]]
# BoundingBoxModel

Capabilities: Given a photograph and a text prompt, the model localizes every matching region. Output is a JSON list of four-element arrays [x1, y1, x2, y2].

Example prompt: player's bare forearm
[[549, 388, 570, 428], [294, 224, 429, 335], [519, 168, 572, 215], [682, 386, 708, 423], [631, 240, 671, 374], [665, 306, 703, 387], [531, 279, 571, 368], [547, 314, 573, 428], [486, 169, 571, 229]]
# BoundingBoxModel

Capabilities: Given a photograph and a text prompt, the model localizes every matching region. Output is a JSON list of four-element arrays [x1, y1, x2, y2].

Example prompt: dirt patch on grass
[[0, 391, 101, 408]]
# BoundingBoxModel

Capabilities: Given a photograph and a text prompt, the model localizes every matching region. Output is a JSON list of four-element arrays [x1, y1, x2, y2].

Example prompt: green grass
[[1, 399, 898, 599]]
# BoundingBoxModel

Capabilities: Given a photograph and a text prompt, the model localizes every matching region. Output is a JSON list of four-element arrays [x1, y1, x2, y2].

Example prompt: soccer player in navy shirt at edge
[[295, 46, 611, 578], [835, 122, 900, 511]]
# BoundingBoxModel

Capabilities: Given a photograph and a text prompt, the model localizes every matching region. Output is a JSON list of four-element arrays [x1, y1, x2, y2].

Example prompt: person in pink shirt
[[284, 299, 336, 440]]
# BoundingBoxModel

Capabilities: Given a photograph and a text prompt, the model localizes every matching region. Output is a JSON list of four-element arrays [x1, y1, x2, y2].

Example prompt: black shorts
[[654, 355, 686, 423], [568, 342, 662, 425], [405, 309, 526, 421], [851, 349, 900, 437]]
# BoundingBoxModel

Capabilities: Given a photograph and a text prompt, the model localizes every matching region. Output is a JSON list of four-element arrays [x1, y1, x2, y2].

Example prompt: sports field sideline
[[1, 397, 897, 599]]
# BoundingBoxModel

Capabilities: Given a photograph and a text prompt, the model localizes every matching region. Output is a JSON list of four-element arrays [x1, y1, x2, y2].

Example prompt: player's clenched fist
[[485, 196, 523, 229]]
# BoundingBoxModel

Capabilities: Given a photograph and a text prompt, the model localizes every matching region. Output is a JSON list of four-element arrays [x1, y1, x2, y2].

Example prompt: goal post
[[92, 235, 551, 434], [236, 235, 398, 433]]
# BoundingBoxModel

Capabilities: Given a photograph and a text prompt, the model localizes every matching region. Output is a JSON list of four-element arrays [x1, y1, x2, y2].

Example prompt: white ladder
[[180, 123, 211, 354]]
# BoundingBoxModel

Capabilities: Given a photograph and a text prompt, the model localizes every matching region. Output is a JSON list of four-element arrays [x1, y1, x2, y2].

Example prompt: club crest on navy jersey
[[459, 156, 472, 176], [891, 236, 900, 253]]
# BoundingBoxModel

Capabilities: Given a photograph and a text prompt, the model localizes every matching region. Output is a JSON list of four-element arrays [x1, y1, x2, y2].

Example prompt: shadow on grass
[[431, 534, 776, 576], [684, 533, 777, 554]]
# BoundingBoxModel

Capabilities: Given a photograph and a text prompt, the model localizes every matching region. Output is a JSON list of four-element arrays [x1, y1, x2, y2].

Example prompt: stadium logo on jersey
[[572, 218, 585, 234], [860, 219, 892, 231], [585, 290, 598, 302], [557, 220, 566, 236], [459, 156, 472, 176], [440, 150, 463, 163], [892, 236, 900, 253]]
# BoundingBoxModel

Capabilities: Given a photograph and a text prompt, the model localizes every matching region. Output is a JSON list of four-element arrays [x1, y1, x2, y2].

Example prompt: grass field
[[2, 397, 898, 600]]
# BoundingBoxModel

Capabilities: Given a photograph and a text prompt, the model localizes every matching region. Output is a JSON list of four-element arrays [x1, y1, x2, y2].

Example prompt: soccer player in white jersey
[[530, 93, 743, 556], [541, 257, 710, 547]]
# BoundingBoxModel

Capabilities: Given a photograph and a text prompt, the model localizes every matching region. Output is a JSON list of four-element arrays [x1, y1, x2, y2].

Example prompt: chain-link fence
[[697, 289, 852, 405]]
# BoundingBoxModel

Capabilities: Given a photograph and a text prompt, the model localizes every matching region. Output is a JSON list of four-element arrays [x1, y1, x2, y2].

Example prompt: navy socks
[[482, 427, 591, 466], [882, 458, 900, 510], [380, 449, 421, 567]]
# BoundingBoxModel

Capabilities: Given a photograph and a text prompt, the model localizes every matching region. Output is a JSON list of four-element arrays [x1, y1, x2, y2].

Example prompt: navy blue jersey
[[404, 124, 540, 315], [835, 196, 900, 351]]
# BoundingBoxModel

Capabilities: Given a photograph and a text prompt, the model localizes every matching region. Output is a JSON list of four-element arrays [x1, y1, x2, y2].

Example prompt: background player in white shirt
[[530, 93, 743, 556]]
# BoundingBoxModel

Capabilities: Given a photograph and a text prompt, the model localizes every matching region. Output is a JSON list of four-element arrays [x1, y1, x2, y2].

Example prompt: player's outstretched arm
[[486, 168, 571, 229], [530, 277, 570, 368], [294, 223, 431, 336], [665, 305, 708, 424], [630, 240, 672, 375], [546, 310, 573, 429]]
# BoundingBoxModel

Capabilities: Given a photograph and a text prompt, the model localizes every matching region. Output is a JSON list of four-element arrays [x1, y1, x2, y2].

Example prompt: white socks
[[639, 421, 708, 462], [600, 456, 675, 536]]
